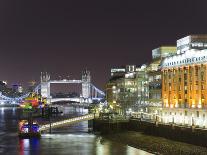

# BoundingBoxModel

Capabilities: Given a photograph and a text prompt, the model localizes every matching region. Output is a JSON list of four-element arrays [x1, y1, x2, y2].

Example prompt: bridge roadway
[[49, 80, 82, 84], [39, 114, 95, 131], [50, 98, 103, 103], [50, 98, 81, 103], [52, 102, 90, 109]]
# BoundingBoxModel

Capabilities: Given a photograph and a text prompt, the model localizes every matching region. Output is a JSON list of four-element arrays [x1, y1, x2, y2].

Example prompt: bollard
[[155, 115, 159, 127], [191, 125, 195, 132]]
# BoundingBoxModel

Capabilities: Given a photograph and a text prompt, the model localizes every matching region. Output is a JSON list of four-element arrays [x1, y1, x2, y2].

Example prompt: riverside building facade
[[106, 47, 176, 115], [161, 35, 207, 127], [106, 65, 138, 114], [148, 47, 176, 106], [147, 47, 176, 115]]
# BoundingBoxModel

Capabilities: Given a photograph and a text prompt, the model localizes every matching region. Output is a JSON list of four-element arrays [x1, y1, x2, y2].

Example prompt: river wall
[[93, 120, 128, 134], [93, 119, 207, 147]]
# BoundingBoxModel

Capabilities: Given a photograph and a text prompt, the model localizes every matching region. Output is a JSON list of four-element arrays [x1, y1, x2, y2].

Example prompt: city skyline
[[1, 1, 207, 154], [0, 0, 207, 88]]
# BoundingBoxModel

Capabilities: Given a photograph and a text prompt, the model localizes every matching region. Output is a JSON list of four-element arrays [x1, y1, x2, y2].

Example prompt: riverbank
[[94, 119, 207, 147], [104, 131, 207, 155]]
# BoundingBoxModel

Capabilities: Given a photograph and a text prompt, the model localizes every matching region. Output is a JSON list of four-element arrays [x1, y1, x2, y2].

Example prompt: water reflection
[[19, 138, 40, 155], [0, 107, 153, 155], [1, 107, 4, 117], [12, 108, 16, 116]]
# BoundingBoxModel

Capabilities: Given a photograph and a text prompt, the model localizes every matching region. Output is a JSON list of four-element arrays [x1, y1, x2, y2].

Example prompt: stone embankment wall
[[128, 120, 207, 147], [94, 119, 207, 147], [93, 120, 128, 134]]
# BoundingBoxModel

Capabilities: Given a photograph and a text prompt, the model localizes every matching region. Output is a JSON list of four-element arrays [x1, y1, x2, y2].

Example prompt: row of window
[[165, 94, 205, 100], [164, 55, 207, 67], [163, 65, 206, 74], [164, 84, 205, 91], [163, 71, 204, 78], [165, 111, 202, 118]]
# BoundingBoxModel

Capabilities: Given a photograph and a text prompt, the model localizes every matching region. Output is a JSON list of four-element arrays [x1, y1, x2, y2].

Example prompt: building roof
[[109, 75, 124, 82], [161, 49, 207, 69]]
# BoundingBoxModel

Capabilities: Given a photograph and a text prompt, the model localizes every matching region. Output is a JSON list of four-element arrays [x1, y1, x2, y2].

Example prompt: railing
[[131, 111, 207, 130]]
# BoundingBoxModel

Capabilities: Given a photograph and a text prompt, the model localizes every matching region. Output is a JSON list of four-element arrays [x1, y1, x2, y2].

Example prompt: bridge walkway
[[39, 114, 95, 131]]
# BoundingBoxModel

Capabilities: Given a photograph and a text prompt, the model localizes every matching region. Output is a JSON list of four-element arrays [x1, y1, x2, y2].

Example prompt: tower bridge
[[38, 70, 105, 104], [0, 70, 105, 105]]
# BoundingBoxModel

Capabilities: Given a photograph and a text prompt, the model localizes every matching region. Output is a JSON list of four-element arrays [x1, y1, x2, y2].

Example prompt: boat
[[18, 120, 41, 138], [20, 92, 47, 109]]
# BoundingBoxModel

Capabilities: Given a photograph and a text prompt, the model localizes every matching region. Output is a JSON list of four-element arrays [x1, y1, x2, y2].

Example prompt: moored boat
[[18, 120, 41, 138]]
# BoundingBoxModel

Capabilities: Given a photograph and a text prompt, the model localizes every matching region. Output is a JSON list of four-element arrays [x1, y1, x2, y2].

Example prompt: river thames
[[0, 107, 153, 155]]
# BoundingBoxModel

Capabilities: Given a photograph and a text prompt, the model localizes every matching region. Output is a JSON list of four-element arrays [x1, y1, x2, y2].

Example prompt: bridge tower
[[40, 72, 51, 101], [81, 70, 91, 100]]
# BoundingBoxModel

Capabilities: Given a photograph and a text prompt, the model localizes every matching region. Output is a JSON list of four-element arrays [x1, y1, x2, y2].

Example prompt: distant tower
[[81, 70, 91, 99], [41, 72, 50, 83], [40, 72, 51, 99]]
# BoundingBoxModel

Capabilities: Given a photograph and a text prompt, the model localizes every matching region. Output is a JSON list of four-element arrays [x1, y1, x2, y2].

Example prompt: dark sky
[[0, 0, 207, 89]]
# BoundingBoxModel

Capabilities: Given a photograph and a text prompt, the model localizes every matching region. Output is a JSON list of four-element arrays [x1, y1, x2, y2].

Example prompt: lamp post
[[49, 105, 52, 134], [192, 116, 195, 131]]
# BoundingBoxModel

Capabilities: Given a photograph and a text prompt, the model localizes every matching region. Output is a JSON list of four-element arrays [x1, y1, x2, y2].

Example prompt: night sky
[[0, 0, 207, 90]]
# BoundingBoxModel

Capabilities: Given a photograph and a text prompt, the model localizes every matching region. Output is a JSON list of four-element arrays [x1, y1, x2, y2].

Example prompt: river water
[[0, 107, 153, 155]]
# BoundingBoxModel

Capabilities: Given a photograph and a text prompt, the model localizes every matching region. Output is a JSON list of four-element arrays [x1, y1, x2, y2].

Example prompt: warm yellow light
[[175, 100, 178, 108], [20, 104, 25, 108], [198, 104, 202, 108], [192, 100, 195, 108]]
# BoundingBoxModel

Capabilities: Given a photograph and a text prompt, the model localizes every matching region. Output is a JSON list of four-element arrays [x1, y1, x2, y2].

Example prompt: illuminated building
[[106, 77, 121, 113], [120, 67, 137, 114], [106, 47, 176, 114], [106, 64, 150, 114], [147, 47, 176, 112], [17, 86, 23, 93], [0, 81, 7, 86], [0, 81, 22, 97], [177, 35, 207, 54], [161, 35, 207, 127], [106, 65, 137, 114], [134, 64, 148, 111], [110, 67, 125, 77], [12, 84, 23, 93]]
